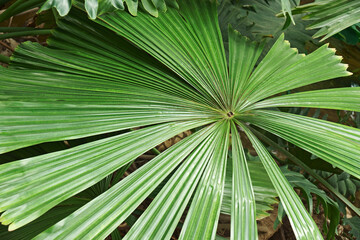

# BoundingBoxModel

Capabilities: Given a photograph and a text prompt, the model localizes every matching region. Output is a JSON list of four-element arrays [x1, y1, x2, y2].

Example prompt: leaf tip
[[346, 69, 353, 76], [8, 222, 18, 231], [284, 39, 291, 47], [329, 47, 337, 53], [335, 55, 343, 61], [291, 47, 299, 54]]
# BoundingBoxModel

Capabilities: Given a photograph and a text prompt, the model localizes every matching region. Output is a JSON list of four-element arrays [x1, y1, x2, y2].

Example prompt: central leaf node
[[227, 112, 234, 118]]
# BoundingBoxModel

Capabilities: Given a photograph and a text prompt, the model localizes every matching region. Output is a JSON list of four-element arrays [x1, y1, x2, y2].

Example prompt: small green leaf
[[280, 0, 296, 25], [343, 217, 360, 239], [112, 0, 124, 9], [85, 0, 99, 19], [125, 0, 138, 15], [165, 0, 178, 9], [152, 0, 166, 12], [141, 0, 158, 17], [40, 0, 72, 17]]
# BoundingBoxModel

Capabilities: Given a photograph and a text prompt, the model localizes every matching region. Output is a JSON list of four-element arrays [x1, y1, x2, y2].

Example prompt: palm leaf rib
[[237, 35, 351, 112], [237, 121, 323, 240], [12, 14, 204, 102], [250, 126, 360, 217], [97, 0, 230, 111], [0, 120, 212, 230], [221, 161, 278, 220], [179, 121, 230, 240], [249, 87, 360, 112], [33, 124, 217, 239], [0, 11, 220, 153], [122, 122, 224, 240], [238, 110, 360, 180], [291, 0, 360, 41], [228, 26, 264, 111], [0, 0, 358, 239], [230, 121, 258, 240]]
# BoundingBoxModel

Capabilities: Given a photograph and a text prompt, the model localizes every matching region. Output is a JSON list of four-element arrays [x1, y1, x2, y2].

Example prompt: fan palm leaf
[[0, 0, 358, 239]]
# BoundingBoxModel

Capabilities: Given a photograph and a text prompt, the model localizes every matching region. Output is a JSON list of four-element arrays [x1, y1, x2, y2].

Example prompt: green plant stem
[[0, 27, 43, 32], [150, 147, 161, 155], [0, 0, 44, 23], [0, 54, 10, 64], [0, 29, 52, 40], [249, 126, 360, 217]]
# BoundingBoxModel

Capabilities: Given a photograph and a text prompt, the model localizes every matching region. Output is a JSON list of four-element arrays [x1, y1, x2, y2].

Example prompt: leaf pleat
[[238, 121, 323, 240], [12, 13, 204, 102], [97, 0, 230, 110], [179, 121, 230, 240], [33, 124, 217, 240], [0, 83, 218, 153], [236, 34, 351, 111], [0, 200, 86, 240], [0, 12, 220, 153], [249, 87, 360, 112], [228, 26, 263, 110], [121, 123, 223, 240], [230, 121, 258, 240], [0, 120, 211, 230], [239, 110, 360, 179], [221, 161, 278, 220]]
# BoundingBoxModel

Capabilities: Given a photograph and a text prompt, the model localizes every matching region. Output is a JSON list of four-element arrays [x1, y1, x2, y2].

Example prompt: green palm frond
[[280, 0, 298, 25], [290, 0, 360, 41], [0, 0, 358, 239], [238, 110, 360, 179], [218, 0, 316, 55], [251, 88, 360, 111], [281, 167, 340, 239], [0, 198, 88, 240], [229, 122, 257, 239], [222, 155, 278, 221]]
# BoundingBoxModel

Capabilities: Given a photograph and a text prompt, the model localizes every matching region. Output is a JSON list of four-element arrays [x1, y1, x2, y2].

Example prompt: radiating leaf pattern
[[0, 0, 357, 239], [238, 110, 360, 179]]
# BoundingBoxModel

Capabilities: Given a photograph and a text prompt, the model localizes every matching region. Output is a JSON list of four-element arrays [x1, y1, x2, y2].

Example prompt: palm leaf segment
[[0, 0, 358, 239], [290, 0, 360, 41]]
